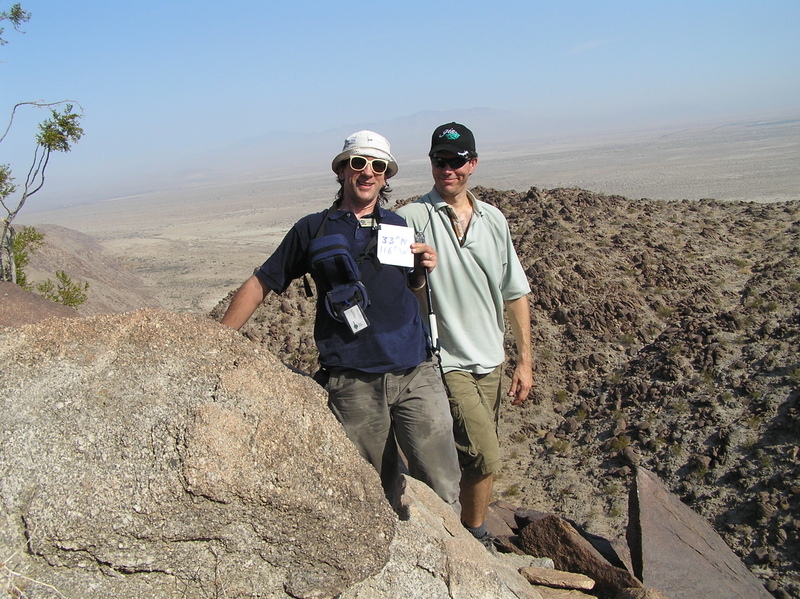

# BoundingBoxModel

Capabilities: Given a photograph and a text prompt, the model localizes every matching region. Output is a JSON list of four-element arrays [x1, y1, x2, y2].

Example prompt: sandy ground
[[20, 118, 800, 314]]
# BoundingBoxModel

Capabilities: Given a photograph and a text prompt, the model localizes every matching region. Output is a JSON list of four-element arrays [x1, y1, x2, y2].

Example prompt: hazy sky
[[2, 0, 799, 207]]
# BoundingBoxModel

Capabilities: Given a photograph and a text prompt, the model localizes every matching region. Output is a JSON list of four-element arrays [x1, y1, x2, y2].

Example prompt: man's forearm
[[221, 275, 270, 330], [505, 294, 533, 404], [506, 295, 532, 366]]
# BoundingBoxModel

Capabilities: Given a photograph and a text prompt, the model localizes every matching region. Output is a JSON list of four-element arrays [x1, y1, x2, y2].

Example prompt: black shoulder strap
[[303, 203, 339, 297], [356, 209, 382, 268], [313, 202, 339, 239], [318, 203, 383, 267], [304, 202, 346, 297]]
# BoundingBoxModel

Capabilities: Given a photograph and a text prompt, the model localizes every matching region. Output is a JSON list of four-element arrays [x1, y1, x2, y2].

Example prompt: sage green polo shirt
[[397, 188, 530, 374]]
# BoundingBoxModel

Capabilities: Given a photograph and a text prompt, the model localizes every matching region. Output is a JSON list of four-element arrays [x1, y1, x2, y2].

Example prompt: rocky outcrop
[[345, 475, 545, 599], [2, 289, 783, 597], [8, 187, 799, 596], [0, 309, 546, 599]]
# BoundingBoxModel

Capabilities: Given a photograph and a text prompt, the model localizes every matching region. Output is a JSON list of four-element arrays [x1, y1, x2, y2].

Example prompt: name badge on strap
[[343, 305, 369, 333]]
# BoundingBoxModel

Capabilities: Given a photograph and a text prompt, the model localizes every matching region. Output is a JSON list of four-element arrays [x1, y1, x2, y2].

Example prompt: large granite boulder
[[0, 309, 393, 598], [0, 309, 539, 598]]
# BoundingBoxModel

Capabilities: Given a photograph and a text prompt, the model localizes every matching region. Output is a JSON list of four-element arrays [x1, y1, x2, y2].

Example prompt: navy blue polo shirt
[[255, 206, 429, 373]]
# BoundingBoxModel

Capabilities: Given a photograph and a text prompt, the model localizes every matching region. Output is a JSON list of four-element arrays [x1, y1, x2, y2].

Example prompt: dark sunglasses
[[431, 155, 472, 170], [349, 155, 389, 174]]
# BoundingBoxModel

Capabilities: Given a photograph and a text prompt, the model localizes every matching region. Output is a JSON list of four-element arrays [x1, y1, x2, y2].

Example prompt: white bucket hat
[[331, 130, 398, 178]]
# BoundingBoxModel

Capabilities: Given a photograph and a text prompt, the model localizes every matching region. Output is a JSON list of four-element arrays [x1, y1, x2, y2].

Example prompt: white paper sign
[[377, 224, 415, 267]]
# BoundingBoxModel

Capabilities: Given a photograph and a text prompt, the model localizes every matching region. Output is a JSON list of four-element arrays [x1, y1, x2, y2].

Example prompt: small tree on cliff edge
[[1, 3, 84, 284]]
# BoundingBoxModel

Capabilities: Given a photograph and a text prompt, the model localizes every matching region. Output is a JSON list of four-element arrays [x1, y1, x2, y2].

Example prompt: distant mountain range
[[25, 106, 799, 211]]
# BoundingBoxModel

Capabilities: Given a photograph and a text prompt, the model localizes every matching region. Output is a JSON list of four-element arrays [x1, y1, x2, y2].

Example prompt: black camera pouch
[[308, 233, 370, 326]]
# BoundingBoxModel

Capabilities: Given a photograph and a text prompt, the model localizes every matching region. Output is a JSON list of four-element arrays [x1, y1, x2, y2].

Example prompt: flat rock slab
[[520, 566, 595, 590], [627, 468, 772, 599]]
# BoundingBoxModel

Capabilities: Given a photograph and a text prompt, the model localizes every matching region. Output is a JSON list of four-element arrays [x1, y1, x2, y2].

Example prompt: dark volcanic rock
[[518, 514, 642, 598]]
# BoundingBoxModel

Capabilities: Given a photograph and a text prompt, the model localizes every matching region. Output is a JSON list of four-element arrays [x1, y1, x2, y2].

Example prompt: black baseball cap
[[428, 122, 477, 157]]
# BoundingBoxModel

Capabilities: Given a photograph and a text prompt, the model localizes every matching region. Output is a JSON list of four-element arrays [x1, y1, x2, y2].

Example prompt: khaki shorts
[[444, 366, 502, 477]]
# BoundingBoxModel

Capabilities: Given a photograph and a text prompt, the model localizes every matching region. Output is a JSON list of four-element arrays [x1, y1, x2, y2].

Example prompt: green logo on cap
[[441, 128, 460, 140]]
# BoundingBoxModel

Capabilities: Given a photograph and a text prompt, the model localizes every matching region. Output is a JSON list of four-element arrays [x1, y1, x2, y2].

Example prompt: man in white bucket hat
[[221, 131, 461, 511]]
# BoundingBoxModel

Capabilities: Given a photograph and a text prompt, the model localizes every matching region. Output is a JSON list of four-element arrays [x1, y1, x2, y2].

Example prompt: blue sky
[[2, 0, 799, 208]]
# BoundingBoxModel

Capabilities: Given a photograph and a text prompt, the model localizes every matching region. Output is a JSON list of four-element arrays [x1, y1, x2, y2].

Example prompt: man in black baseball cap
[[398, 122, 533, 552]]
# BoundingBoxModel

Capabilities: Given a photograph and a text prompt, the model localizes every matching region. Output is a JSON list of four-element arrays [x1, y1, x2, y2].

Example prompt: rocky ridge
[[210, 187, 800, 597]]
